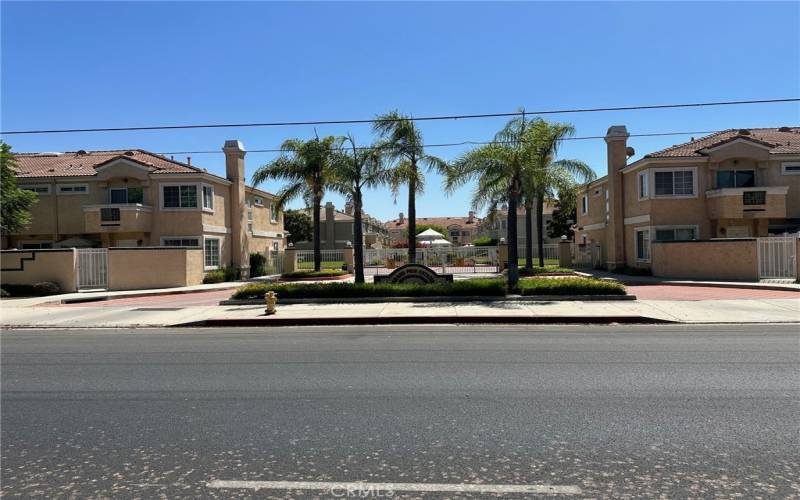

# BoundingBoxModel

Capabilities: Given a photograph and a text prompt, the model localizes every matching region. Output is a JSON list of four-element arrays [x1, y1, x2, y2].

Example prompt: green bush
[[473, 236, 498, 247], [517, 277, 626, 296], [232, 278, 506, 300], [203, 266, 240, 284], [518, 266, 574, 276], [1, 288, 10, 298], [282, 269, 349, 279], [1, 281, 62, 297], [250, 253, 267, 277]]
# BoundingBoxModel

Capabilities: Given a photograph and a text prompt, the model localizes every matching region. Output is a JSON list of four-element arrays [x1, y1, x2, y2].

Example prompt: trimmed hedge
[[517, 266, 574, 276], [1, 281, 62, 297], [517, 277, 626, 295], [472, 236, 498, 247], [281, 269, 349, 279], [203, 267, 240, 284], [232, 278, 507, 300]]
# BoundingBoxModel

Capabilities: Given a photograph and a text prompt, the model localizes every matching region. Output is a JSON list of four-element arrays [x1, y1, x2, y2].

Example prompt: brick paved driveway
[[626, 285, 799, 301]]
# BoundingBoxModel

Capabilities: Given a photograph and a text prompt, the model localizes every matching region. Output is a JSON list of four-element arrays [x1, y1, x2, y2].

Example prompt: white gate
[[757, 234, 797, 279], [363, 246, 499, 275], [77, 248, 108, 290]]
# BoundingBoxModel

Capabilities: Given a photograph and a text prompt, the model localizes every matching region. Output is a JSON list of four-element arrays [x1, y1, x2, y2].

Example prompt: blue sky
[[2, 1, 798, 221]]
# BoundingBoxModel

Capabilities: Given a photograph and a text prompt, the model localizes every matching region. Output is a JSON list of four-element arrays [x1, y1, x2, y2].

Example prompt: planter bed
[[220, 294, 636, 305], [279, 273, 352, 282]]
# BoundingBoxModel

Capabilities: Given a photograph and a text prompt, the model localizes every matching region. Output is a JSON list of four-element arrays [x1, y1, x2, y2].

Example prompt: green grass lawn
[[517, 258, 559, 267], [297, 260, 346, 270]]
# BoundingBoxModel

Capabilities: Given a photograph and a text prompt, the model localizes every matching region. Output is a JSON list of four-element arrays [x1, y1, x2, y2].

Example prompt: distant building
[[476, 203, 562, 244], [385, 211, 482, 246], [293, 201, 390, 250]]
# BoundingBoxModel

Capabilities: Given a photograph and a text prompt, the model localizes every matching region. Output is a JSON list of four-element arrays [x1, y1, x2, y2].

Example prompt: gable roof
[[12, 149, 204, 178], [645, 127, 800, 158]]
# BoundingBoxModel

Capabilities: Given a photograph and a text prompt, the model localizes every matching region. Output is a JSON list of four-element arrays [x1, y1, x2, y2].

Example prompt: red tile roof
[[12, 149, 207, 178], [645, 127, 800, 158], [386, 215, 482, 230]]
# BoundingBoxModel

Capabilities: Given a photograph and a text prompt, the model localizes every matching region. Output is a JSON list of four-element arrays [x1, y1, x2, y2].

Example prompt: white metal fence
[[516, 243, 560, 262], [757, 234, 797, 279], [363, 246, 499, 275], [296, 249, 346, 270], [77, 248, 108, 290]]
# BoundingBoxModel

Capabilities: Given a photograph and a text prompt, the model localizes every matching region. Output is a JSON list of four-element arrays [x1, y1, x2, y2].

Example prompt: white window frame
[[781, 162, 800, 175], [57, 183, 89, 195], [652, 167, 697, 199], [581, 194, 589, 215], [638, 171, 649, 200], [201, 184, 214, 212], [254, 196, 264, 206], [203, 236, 221, 270], [635, 227, 651, 263], [20, 185, 51, 195], [272, 241, 279, 253], [270, 202, 278, 223], [160, 183, 200, 210], [652, 224, 699, 242], [160, 236, 201, 247]]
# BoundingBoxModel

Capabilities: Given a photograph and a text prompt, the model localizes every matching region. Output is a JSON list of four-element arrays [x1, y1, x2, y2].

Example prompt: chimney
[[398, 212, 405, 224], [468, 211, 475, 223], [604, 125, 629, 270], [344, 200, 354, 215], [187, 156, 191, 166], [223, 139, 250, 277]]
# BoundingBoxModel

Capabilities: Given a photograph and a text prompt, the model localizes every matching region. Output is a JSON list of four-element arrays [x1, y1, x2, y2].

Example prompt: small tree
[[547, 190, 577, 240], [283, 209, 313, 245], [0, 142, 37, 234]]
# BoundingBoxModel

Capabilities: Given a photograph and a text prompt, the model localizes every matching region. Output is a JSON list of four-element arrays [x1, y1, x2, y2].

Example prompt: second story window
[[21, 185, 50, 195], [58, 184, 88, 195], [163, 185, 197, 209], [716, 170, 754, 188], [270, 202, 278, 223], [202, 185, 214, 211], [654, 170, 694, 197], [638, 172, 649, 199], [581, 194, 588, 215], [110, 187, 143, 204]]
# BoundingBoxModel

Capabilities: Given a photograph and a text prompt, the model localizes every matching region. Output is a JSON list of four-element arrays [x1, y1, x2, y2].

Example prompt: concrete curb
[[574, 272, 800, 292], [175, 314, 674, 328], [219, 294, 636, 305]]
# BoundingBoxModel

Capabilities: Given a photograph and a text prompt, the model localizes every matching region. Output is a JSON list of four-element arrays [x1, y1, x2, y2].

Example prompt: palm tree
[[373, 111, 447, 264], [528, 119, 596, 267], [329, 135, 388, 283], [252, 135, 343, 271], [445, 114, 540, 291]]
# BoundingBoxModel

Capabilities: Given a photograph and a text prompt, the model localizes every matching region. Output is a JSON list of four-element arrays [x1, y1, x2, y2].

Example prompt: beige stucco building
[[476, 204, 560, 245], [575, 126, 800, 271], [385, 212, 482, 246], [293, 202, 390, 250], [4, 140, 285, 278]]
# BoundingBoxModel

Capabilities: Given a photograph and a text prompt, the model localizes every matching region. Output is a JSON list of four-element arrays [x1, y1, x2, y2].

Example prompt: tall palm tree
[[373, 111, 447, 264], [445, 114, 540, 291], [329, 135, 388, 283], [528, 119, 596, 267], [252, 135, 343, 272]]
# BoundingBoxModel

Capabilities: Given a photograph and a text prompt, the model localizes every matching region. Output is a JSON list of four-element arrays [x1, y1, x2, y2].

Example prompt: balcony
[[706, 186, 788, 219], [84, 204, 153, 233]]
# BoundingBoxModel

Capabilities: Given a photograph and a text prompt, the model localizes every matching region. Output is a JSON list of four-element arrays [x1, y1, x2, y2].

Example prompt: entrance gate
[[757, 234, 797, 280], [77, 248, 108, 290]]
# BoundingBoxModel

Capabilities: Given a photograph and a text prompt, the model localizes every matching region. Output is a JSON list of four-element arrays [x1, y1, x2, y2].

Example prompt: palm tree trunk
[[525, 202, 534, 270], [407, 176, 416, 264], [353, 190, 365, 284], [312, 192, 322, 272], [536, 193, 545, 268], [506, 191, 519, 292]]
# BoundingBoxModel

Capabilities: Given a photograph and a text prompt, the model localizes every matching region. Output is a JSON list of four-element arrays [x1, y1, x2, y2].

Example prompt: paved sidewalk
[[2, 297, 797, 327], [581, 270, 800, 290]]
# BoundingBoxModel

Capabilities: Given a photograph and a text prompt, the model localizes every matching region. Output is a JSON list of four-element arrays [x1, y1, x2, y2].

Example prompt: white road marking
[[206, 480, 582, 495]]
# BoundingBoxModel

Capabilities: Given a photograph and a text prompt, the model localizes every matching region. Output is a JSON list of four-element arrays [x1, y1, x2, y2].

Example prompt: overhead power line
[[1, 98, 797, 136], [153, 130, 722, 156]]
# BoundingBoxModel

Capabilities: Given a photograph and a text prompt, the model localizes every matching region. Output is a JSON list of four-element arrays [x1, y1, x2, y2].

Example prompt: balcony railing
[[83, 204, 153, 232]]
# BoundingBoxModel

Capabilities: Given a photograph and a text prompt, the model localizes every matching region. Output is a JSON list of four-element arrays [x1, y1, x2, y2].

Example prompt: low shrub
[[473, 236, 498, 247], [232, 278, 506, 300], [250, 253, 267, 277], [1, 281, 62, 297], [517, 266, 574, 276], [1, 288, 10, 298], [517, 277, 626, 296], [281, 269, 349, 279], [203, 266, 240, 284]]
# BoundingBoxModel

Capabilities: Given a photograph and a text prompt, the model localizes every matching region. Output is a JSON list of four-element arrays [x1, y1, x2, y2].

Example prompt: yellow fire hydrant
[[264, 291, 278, 315]]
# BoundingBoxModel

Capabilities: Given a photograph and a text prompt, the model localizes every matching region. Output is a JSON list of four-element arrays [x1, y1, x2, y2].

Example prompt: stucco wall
[[651, 240, 758, 281], [107, 247, 204, 290], [1, 249, 78, 292]]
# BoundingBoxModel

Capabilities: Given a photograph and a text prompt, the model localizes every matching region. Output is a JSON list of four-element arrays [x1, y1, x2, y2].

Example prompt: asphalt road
[[2, 325, 798, 498]]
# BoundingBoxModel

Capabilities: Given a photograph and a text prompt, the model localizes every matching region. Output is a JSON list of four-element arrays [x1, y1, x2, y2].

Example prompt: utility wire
[[154, 130, 722, 156], [2, 98, 797, 135]]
